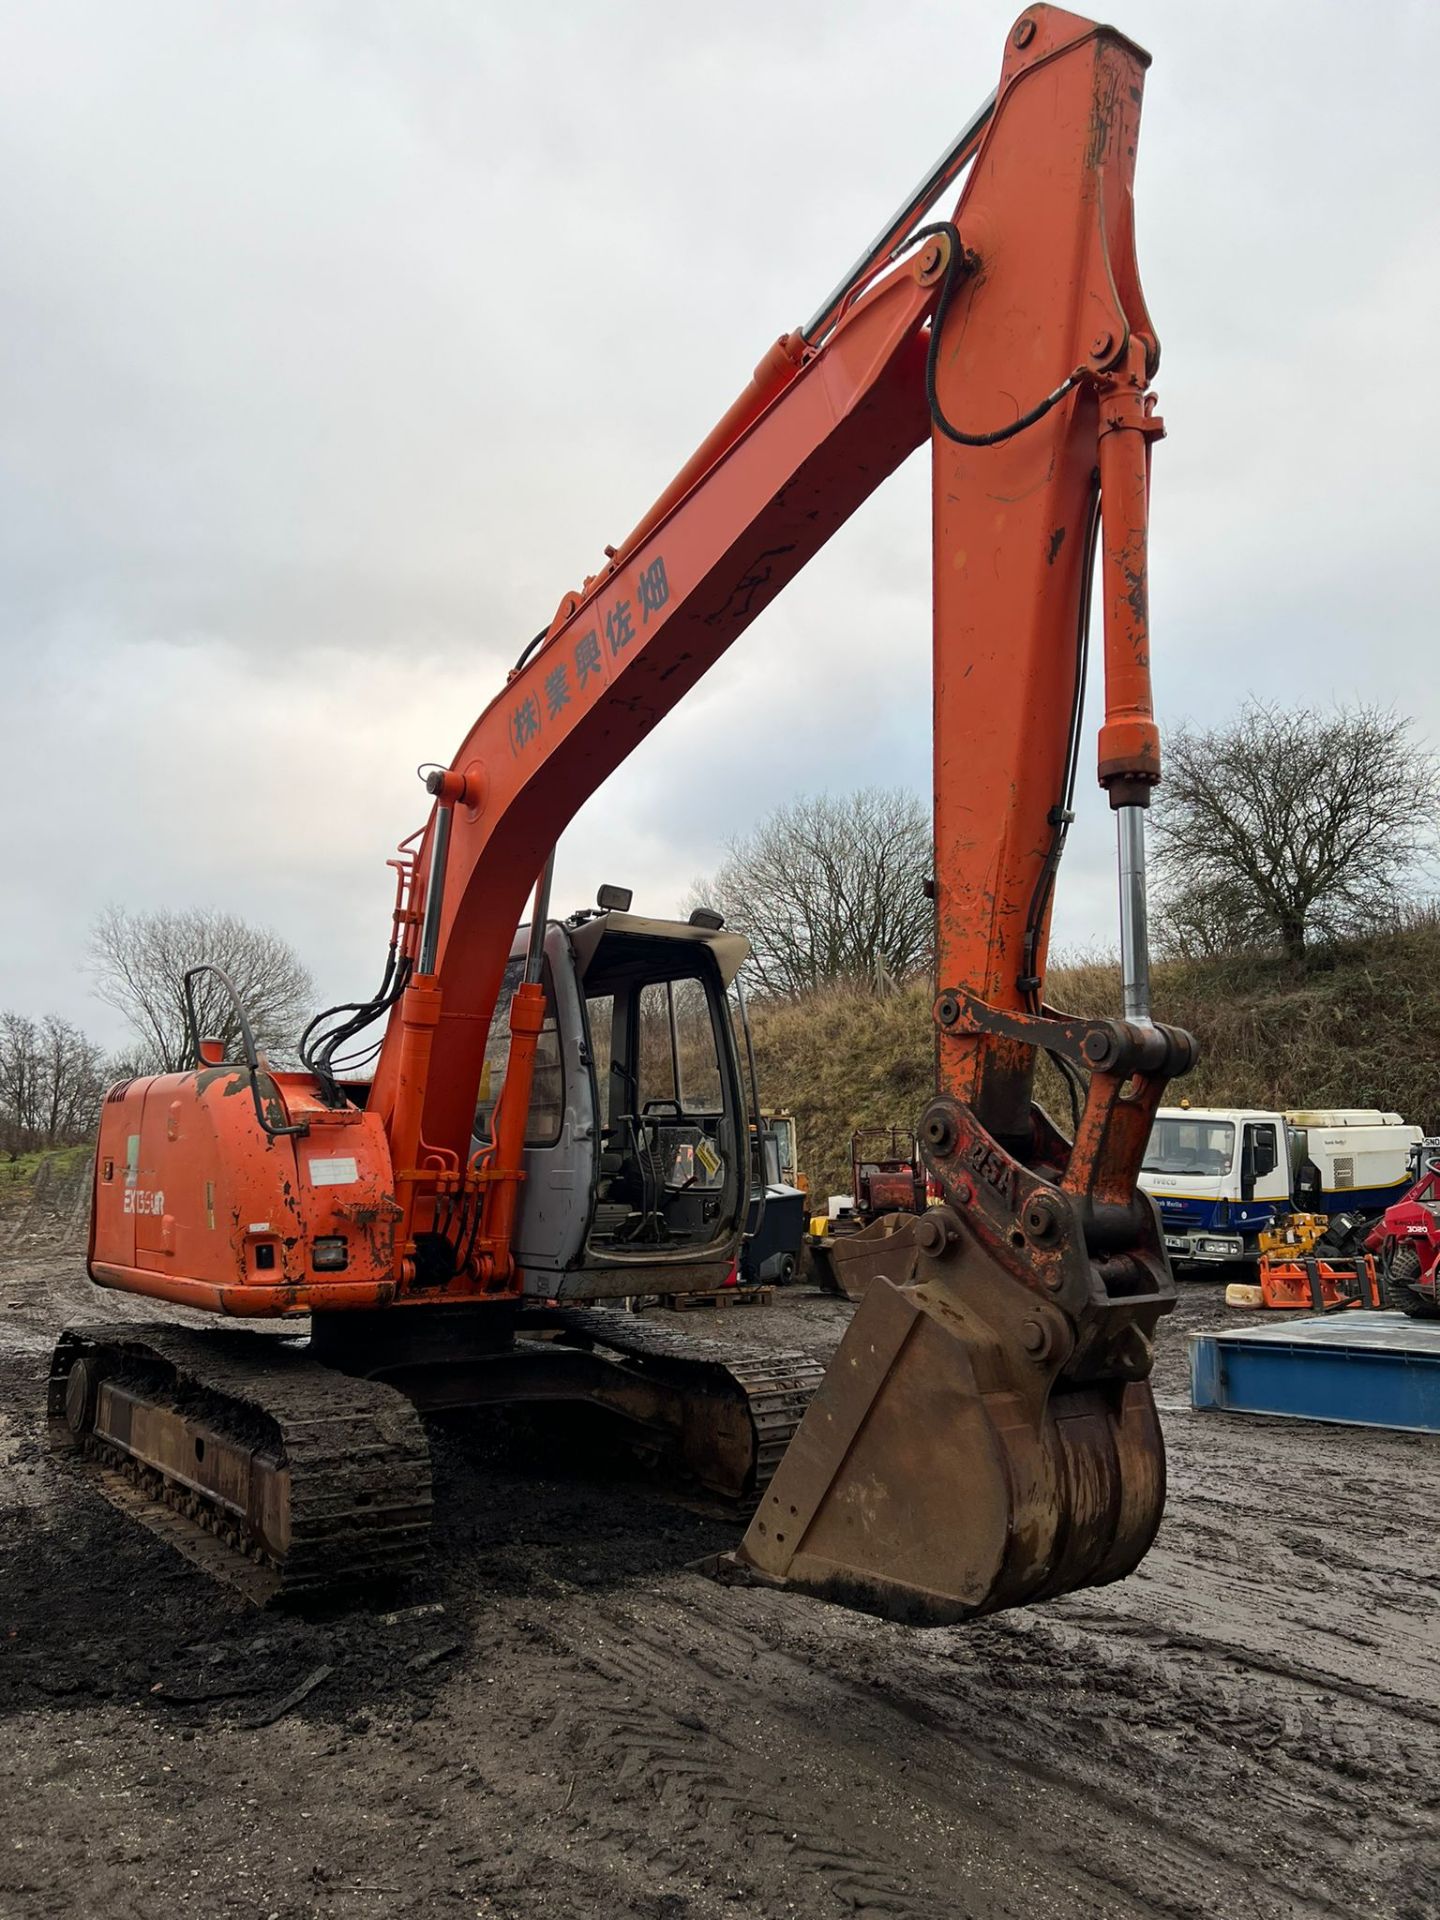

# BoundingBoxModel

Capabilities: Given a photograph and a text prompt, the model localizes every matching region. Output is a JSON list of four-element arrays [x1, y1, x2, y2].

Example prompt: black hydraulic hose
[[913, 223, 1089, 448], [1017, 477, 1102, 1013], [511, 626, 548, 675]]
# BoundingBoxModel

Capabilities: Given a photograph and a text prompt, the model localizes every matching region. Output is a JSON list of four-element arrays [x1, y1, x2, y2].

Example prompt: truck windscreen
[[1142, 1119, 1236, 1176]]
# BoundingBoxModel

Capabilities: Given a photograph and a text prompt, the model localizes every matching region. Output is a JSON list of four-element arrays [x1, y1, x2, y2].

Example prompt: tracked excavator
[[51, 6, 1194, 1624]]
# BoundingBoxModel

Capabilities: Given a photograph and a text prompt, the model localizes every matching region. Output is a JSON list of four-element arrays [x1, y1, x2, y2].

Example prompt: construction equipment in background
[[1142, 1105, 1420, 1270], [51, 7, 1192, 1625], [1366, 1140, 1440, 1319], [809, 1129, 931, 1299], [738, 1111, 807, 1287], [1226, 1211, 1385, 1312], [1229, 1139, 1440, 1315], [848, 1128, 929, 1223]]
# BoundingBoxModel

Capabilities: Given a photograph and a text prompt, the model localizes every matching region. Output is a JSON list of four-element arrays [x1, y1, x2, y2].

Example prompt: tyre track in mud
[[898, 1603, 1439, 1919], [485, 1583, 1133, 1920], [528, 1604, 954, 1919]]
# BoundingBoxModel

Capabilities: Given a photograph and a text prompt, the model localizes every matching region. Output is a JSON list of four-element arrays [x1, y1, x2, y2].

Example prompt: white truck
[[1139, 1106, 1421, 1267]]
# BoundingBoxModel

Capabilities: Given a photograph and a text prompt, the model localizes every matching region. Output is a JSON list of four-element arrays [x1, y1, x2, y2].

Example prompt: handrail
[[183, 964, 308, 1139]]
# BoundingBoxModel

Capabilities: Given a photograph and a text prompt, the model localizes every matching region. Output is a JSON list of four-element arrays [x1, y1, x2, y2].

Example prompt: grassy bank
[[750, 918, 1440, 1199], [0, 1145, 93, 1233]]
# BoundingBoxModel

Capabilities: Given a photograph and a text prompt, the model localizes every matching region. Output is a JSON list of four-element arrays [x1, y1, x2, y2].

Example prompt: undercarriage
[[48, 1308, 824, 1602]]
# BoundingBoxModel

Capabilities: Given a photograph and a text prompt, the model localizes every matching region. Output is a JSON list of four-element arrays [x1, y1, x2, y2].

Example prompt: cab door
[[478, 926, 597, 1282]]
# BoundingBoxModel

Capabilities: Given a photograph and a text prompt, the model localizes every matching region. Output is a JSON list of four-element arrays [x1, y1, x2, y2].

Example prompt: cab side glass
[[474, 958, 565, 1147]]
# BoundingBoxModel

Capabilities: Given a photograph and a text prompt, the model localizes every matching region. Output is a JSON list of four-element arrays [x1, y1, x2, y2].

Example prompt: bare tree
[[1151, 703, 1440, 965], [0, 1013, 42, 1152], [688, 788, 932, 997], [0, 1011, 107, 1152], [89, 907, 314, 1072], [39, 1015, 108, 1140]]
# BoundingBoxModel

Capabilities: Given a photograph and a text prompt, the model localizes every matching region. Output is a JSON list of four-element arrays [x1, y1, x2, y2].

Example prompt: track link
[[49, 1323, 432, 1604], [548, 1307, 826, 1494]]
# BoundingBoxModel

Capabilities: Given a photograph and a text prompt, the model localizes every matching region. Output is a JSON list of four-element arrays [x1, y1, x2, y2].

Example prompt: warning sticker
[[694, 1138, 722, 1179], [308, 1156, 359, 1187]]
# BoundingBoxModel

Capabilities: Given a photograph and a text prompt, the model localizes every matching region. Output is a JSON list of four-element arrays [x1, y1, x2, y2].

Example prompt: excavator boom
[[65, 6, 1193, 1623]]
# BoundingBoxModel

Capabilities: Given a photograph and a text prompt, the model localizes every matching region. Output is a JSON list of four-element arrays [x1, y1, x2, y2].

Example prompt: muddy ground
[[1, 1230, 1437, 1920]]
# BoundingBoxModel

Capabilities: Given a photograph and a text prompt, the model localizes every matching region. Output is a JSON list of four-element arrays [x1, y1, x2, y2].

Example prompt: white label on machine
[[308, 1155, 360, 1187]]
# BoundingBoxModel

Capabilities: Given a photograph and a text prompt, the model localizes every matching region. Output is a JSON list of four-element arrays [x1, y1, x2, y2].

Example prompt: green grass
[[750, 913, 1440, 1199], [0, 1143, 93, 1219]]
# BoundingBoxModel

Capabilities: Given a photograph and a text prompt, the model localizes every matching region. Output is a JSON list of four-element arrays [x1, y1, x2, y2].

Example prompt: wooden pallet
[[658, 1285, 773, 1312]]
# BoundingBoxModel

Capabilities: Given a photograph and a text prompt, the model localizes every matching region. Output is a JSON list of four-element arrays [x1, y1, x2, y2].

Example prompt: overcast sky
[[3, 0, 1438, 1053]]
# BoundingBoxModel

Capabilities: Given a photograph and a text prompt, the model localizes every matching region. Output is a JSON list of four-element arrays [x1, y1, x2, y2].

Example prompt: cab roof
[[512, 910, 752, 988]]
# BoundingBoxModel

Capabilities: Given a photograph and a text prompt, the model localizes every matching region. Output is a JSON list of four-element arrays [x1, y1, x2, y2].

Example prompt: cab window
[[474, 958, 564, 1148], [1249, 1122, 1278, 1178]]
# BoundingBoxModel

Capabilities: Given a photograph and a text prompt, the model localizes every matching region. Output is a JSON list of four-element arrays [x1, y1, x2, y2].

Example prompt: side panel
[[134, 1079, 219, 1279], [90, 1068, 401, 1314], [90, 1089, 141, 1275]]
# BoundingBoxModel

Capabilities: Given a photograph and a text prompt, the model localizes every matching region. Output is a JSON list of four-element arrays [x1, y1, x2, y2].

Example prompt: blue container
[[1189, 1311, 1440, 1435]]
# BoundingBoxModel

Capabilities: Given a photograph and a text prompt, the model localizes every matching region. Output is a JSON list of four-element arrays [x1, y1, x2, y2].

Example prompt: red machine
[[52, 7, 1193, 1624], [851, 1129, 928, 1221], [1254, 1256, 1384, 1314], [1368, 1151, 1440, 1318]]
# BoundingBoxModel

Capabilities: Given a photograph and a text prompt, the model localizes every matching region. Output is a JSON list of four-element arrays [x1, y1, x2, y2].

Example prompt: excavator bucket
[[719, 1209, 1165, 1625], [717, 1010, 1192, 1630], [812, 1213, 916, 1302]]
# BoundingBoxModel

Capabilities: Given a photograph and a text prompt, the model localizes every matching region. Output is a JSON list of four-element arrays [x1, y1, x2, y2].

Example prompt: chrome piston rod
[[1116, 804, 1153, 1027]]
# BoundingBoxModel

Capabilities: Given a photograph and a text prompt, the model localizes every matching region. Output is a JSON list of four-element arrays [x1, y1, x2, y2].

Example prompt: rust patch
[[702, 546, 797, 628], [196, 1066, 251, 1100], [1046, 526, 1066, 565]]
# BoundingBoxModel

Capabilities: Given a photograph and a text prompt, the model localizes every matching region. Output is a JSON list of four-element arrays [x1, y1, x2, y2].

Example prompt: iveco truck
[[1140, 1106, 1421, 1267]]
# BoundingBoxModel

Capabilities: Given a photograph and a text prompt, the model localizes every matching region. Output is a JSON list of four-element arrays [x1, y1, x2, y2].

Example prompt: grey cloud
[[2, 0, 1436, 1050]]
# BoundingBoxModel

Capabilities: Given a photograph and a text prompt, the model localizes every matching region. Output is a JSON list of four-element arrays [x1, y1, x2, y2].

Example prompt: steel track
[[49, 1323, 433, 1603]]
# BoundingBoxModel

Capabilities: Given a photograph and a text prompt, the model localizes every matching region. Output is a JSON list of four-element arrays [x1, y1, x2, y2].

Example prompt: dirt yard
[[2, 1228, 1437, 1920]]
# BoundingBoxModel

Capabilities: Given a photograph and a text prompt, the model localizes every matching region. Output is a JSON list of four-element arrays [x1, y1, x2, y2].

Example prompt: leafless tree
[[0, 1014, 41, 1152], [88, 907, 314, 1072], [0, 1012, 108, 1152], [687, 788, 932, 997], [1151, 703, 1440, 965]]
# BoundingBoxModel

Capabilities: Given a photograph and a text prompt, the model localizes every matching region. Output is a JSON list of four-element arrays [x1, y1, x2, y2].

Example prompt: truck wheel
[[1384, 1243, 1440, 1319]]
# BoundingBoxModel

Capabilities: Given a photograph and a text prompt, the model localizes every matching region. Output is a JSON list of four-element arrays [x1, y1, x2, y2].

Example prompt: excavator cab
[[475, 899, 756, 1300]]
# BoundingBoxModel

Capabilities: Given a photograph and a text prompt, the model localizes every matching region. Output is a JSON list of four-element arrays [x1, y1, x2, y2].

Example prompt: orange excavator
[[51, 6, 1193, 1624]]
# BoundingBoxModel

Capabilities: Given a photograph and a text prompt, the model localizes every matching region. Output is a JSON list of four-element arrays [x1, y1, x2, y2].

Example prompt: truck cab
[[1141, 1105, 1420, 1267]]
